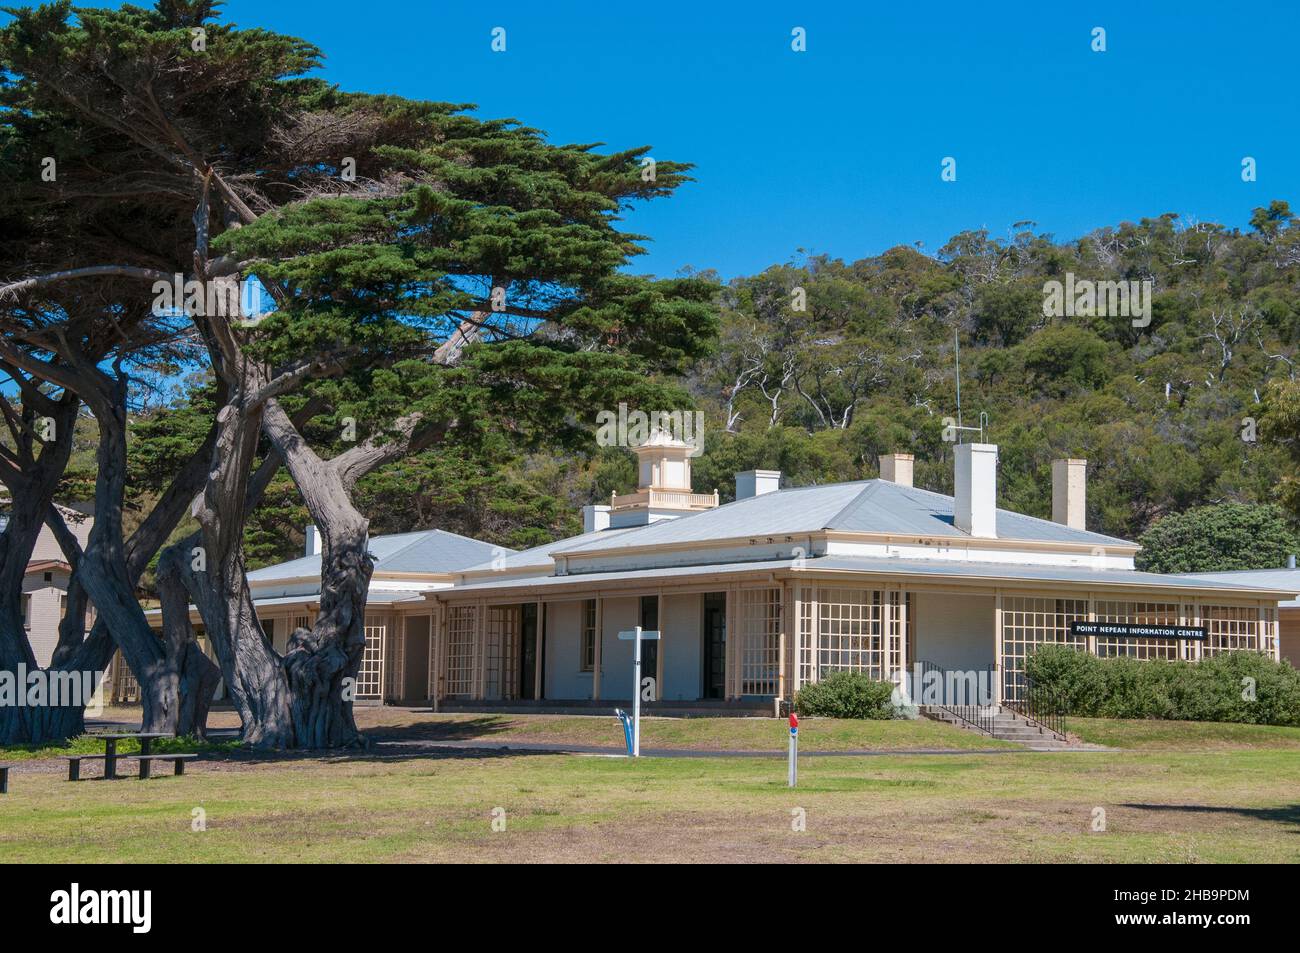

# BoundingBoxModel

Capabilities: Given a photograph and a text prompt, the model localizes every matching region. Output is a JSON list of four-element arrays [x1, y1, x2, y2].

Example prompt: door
[[639, 595, 659, 700], [702, 592, 726, 699], [518, 603, 538, 700], [404, 615, 432, 703]]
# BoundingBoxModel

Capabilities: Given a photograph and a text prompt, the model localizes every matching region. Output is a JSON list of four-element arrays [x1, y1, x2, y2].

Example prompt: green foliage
[[794, 670, 900, 719], [1135, 503, 1299, 572], [688, 211, 1300, 544], [1025, 644, 1300, 725]]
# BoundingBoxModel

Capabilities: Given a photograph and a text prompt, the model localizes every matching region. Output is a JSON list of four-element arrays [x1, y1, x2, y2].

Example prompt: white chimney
[[1052, 458, 1087, 530], [305, 525, 322, 556], [953, 443, 998, 538], [879, 453, 914, 488], [735, 469, 781, 500], [582, 504, 611, 533]]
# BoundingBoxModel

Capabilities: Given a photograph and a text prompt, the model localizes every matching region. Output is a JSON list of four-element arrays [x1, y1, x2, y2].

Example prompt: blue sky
[[193, 0, 1300, 279]]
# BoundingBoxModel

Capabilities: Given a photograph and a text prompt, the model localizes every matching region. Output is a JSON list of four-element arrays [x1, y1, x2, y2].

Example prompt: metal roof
[[1177, 568, 1300, 606], [440, 553, 1299, 598], [143, 587, 427, 620], [561, 479, 1134, 555], [246, 529, 510, 583], [460, 526, 642, 573]]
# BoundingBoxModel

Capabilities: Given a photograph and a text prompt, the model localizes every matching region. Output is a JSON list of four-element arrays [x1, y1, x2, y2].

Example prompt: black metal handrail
[[1004, 673, 1068, 740], [916, 659, 999, 737]]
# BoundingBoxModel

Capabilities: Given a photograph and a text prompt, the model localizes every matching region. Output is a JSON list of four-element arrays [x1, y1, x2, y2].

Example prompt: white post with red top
[[788, 712, 799, 787]]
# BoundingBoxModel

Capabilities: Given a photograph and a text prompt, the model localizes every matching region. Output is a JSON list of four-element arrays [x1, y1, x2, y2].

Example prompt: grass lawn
[[2, 713, 1299, 863], [1068, 718, 1300, 751], [1, 745, 1297, 863], [362, 711, 1018, 751]]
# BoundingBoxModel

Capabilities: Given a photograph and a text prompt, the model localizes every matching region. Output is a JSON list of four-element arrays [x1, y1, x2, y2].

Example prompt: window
[[21, 593, 31, 629], [580, 599, 597, 671]]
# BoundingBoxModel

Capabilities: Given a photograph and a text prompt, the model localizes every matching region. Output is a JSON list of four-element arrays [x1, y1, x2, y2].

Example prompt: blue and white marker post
[[788, 712, 799, 787], [617, 625, 660, 757]]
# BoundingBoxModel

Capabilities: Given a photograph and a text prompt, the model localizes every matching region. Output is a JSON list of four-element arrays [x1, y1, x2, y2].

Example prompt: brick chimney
[[1051, 458, 1087, 531], [879, 453, 914, 488]]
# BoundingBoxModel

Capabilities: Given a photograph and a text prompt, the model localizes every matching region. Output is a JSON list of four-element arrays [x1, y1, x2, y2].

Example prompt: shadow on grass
[[1120, 802, 1300, 833], [360, 715, 515, 744]]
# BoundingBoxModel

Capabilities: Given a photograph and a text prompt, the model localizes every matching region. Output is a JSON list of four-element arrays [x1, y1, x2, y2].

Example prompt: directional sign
[[616, 627, 661, 757]]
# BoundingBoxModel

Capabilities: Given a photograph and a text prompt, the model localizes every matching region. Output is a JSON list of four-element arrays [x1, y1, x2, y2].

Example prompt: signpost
[[788, 712, 799, 787], [617, 626, 661, 757]]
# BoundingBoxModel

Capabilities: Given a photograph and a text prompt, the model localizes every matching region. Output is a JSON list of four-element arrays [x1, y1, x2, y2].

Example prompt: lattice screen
[[739, 588, 781, 696], [1261, 607, 1279, 659], [1094, 601, 1182, 660], [384, 624, 405, 700], [111, 650, 139, 704], [816, 588, 885, 680], [445, 605, 477, 697], [484, 605, 520, 700], [797, 586, 815, 689], [1203, 605, 1264, 657], [1000, 596, 1088, 702], [357, 615, 385, 700], [887, 591, 905, 678]]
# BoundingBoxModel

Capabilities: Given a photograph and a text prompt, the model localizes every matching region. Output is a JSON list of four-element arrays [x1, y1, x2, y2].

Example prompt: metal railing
[[1003, 672, 1068, 741], [916, 659, 999, 737]]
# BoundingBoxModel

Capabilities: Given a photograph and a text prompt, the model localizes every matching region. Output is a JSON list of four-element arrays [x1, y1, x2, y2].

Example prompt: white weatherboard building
[[146, 437, 1298, 711]]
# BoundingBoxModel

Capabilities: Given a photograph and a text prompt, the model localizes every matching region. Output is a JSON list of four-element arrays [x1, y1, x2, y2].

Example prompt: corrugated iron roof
[[247, 529, 510, 583], [561, 479, 1133, 555]]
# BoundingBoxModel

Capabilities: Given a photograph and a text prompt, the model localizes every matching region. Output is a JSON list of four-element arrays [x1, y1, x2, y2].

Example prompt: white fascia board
[[367, 579, 452, 592], [825, 539, 1136, 570], [561, 539, 818, 575]]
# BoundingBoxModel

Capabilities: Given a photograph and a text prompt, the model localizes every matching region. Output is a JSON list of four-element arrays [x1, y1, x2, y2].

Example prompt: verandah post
[[592, 595, 603, 701], [994, 590, 1003, 706], [475, 600, 487, 700], [656, 591, 664, 697], [534, 600, 544, 699]]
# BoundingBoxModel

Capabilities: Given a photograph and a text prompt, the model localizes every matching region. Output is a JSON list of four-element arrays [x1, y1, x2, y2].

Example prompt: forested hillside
[[687, 203, 1300, 543]]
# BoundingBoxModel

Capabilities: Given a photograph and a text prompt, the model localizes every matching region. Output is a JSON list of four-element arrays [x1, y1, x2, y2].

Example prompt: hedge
[[1023, 644, 1300, 725], [793, 670, 902, 719]]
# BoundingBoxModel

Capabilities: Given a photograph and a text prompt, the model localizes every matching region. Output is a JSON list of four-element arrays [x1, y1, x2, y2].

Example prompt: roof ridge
[[822, 480, 885, 530], [374, 528, 512, 567]]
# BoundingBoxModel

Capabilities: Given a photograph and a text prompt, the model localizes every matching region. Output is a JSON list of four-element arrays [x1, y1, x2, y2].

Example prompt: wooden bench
[[63, 752, 198, 781], [135, 754, 197, 779], [0, 763, 10, 794], [61, 754, 110, 781]]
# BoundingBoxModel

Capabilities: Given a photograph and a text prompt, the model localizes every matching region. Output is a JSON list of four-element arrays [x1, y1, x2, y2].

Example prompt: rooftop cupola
[[609, 429, 718, 528]]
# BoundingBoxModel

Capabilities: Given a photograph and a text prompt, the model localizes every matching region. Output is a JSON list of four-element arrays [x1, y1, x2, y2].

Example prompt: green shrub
[[1022, 644, 1106, 715], [1024, 644, 1300, 725], [794, 670, 899, 719]]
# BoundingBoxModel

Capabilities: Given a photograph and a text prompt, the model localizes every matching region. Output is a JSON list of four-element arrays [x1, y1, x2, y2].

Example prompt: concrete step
[[920, 705, 1070, 746]]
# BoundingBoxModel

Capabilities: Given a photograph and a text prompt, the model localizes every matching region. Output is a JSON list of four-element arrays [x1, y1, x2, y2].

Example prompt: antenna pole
[[955, 329, 963, 432]]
